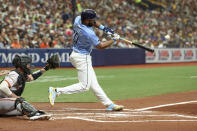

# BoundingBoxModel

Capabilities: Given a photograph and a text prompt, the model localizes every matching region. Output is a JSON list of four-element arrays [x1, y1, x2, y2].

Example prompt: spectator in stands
[[40, 37, 50, 48], [0, 0, 196, 48], [53, 37, 64, 48], [11, 37, 21, 49], [0, 36, 5, 48]]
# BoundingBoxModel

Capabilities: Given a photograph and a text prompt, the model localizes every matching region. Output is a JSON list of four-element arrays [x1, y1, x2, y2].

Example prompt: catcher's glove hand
[[44, 53, 60, 71]]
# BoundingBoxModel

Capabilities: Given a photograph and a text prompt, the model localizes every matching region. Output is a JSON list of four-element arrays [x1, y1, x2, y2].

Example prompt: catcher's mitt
[[45, 53, 60, 70]]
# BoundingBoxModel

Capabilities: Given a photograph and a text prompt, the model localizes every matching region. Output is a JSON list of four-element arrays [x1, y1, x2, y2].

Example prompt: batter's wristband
[[99, 25, 105, 30], [112, 38, 117, 42]]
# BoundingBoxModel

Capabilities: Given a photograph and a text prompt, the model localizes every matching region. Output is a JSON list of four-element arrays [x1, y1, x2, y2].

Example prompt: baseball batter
[[0, 54, 59, 120], [49, 9, 124, 111]]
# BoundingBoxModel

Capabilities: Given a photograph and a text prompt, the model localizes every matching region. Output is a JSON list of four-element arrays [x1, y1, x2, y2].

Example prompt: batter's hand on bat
[[112, 33, 120, 41], [103, 27, 114, 34]]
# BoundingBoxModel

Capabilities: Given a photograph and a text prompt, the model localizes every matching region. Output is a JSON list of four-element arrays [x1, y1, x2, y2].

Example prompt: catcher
[[0, 53, 60, 120], [0, 70, 10, 76]]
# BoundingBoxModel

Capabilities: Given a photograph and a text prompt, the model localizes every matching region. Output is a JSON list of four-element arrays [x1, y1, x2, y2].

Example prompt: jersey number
[[73, 31, 79, 44]]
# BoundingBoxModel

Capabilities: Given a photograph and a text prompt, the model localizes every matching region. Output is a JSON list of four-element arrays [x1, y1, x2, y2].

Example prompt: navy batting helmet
[[81, 9, 98, 21]]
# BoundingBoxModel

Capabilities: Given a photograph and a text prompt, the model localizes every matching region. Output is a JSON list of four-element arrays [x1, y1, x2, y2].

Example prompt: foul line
[[52, 113, 197, 119], [136, 100, 197, 111], [51, 117, 197, 123]]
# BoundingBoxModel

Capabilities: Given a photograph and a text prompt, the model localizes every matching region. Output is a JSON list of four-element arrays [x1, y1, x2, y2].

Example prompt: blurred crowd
[[0, 0, 73, 49], [0, 0, 196, 49], [83, 0, 197, 48]]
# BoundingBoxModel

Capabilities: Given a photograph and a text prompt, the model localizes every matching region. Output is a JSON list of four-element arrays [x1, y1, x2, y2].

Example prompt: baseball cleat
[[106, 104, 124, 111], [49, 87, 57, 106], [29, 111, 51, 120], [30, 114, 51, 120]]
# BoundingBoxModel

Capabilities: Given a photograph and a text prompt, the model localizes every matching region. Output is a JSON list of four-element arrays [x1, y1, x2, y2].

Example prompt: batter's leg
[[56, 53, 92, 94], [89, 66, 113, 106]]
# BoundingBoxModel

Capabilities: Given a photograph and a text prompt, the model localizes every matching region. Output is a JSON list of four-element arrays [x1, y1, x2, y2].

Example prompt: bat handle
[[119, 37, 125, 41]]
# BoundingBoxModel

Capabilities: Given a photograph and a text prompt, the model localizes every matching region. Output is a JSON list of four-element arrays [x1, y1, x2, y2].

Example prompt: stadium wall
[[0, 48, 145, 67], [146, 48, 197, 63]]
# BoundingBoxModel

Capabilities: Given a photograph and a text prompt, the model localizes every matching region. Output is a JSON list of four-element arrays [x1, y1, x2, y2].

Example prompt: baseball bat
[[120, 37, 154, 53]]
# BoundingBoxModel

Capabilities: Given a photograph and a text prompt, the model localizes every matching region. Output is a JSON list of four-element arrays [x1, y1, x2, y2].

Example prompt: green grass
[[1, 65, 197, 102]]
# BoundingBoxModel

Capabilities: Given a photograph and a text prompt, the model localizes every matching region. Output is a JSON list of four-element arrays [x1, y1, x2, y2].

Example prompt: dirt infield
[[0, 91, 197, 131], [0, 62, 197, 131]]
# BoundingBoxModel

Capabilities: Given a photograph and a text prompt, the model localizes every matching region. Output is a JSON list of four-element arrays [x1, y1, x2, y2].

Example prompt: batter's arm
[[96, 34, 120, 49], [95, 40, 114, 50], [94, 21, 114, 34]]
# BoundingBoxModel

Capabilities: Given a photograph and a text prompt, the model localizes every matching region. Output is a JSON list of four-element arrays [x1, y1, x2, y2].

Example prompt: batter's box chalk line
[[45, 100, 197, 123]]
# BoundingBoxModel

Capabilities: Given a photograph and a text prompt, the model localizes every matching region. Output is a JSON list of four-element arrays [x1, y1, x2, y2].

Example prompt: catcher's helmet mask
[[12, 54, 32, 75], [81, 9, 99, 21]]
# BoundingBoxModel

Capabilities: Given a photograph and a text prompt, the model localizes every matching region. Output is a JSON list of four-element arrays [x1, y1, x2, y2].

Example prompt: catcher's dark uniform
[[0, 54, 59, 119], [0, 70, 39, 116]]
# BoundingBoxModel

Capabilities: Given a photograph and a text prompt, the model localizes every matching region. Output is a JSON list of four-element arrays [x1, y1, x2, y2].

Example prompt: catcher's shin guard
[[15, 97, 39, 117]]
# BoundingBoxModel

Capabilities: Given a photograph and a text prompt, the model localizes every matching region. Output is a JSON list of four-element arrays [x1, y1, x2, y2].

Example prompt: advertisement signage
[[146, 48, 197, 63]]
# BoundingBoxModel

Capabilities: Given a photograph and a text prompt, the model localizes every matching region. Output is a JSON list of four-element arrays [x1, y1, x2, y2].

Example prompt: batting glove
[[112, 33, 120, 42], [103, 27, 114, 34]]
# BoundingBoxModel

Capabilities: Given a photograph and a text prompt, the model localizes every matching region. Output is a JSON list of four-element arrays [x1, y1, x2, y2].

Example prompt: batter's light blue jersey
[[72, 16, 100, 54]]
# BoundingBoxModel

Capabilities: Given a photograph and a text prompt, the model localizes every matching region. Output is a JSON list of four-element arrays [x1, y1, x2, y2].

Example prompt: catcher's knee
[[15, 97, 38, 117]]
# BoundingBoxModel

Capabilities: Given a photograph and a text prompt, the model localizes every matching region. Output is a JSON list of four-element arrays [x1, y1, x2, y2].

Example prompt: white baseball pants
[[56, 51, 113, 106]]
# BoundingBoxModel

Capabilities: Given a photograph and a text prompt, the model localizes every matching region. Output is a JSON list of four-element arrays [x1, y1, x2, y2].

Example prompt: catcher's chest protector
[[11, 70, 26, 96]]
